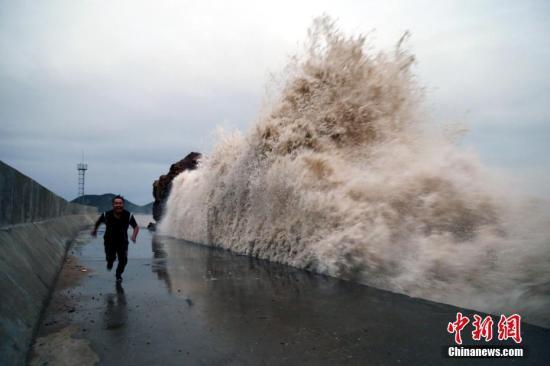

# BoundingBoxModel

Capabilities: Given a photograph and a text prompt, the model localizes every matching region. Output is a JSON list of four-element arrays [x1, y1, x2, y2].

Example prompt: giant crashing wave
[[160, 17, 550, 328]]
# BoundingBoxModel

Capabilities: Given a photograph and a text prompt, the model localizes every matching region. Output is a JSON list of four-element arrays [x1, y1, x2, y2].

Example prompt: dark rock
[[152, 152, 201, 221]]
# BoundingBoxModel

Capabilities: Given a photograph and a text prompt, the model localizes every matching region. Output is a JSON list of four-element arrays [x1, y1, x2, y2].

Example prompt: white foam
[[160, 17, 550, 327]]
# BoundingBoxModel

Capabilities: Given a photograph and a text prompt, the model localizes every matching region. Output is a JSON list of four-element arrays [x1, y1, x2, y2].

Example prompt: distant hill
[[72, 194, 153, 214]]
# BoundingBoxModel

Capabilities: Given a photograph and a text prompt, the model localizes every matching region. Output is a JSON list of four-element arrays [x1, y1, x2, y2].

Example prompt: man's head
[[112, 195, 125, 213]]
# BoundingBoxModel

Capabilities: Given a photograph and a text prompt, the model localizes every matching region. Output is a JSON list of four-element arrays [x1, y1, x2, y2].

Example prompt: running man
[[91, 195, 140, 282]]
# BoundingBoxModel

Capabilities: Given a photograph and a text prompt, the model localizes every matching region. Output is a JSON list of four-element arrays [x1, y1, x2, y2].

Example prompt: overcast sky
[[1, 0, 549, 204]]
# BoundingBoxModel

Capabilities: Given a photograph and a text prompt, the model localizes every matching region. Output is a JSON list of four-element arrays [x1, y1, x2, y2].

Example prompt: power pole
[[77, 162, 88, 197]]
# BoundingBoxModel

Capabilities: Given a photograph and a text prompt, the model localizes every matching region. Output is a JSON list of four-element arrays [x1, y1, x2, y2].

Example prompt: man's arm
[[91, 213, 105, 237], [129, 214, 139, 243]]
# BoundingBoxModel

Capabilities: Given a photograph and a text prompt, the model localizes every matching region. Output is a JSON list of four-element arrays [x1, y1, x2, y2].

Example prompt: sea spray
[[160, 17, 550, 327]]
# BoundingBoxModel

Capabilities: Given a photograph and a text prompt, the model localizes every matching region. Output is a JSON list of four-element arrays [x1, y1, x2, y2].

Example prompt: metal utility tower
[[77, 162, 88, 197]]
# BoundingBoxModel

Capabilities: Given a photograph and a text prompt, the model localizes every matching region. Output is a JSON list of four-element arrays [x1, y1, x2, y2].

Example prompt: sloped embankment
[[0, 160, 96, 365]]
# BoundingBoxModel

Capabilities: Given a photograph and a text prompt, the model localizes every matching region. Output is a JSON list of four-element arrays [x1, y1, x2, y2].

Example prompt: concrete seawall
[[0, 160, 97, 365]]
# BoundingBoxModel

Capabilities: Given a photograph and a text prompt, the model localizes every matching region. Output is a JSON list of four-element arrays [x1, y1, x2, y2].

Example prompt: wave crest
[[160, 17, 550, 327]]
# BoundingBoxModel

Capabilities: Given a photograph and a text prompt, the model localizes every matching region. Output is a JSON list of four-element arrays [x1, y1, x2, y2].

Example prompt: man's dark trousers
[[105, 241, 128, 276]]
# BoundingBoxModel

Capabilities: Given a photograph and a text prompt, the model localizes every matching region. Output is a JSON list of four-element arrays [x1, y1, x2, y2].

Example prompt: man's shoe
[[116, 274, 123, 282], [106, 262, 113, 271]]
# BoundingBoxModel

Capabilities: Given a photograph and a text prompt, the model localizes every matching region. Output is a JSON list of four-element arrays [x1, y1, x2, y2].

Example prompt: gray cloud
[[1, 0, 549, 203]]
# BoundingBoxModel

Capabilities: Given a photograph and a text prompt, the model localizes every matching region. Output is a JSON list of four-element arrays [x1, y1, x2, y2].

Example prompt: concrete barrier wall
[[0, 161, 97, 365], [0, 160, 96, 227]]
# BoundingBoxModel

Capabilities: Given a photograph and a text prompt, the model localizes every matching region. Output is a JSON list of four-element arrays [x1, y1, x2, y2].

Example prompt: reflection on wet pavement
[[31, 228, 550, 366], [151, 237, 172, 292], [104, 283, 127, 331]]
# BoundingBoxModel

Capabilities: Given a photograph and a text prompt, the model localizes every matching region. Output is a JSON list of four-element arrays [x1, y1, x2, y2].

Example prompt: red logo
[[498, 314, 522, 344], [472, 315, 494, 341], [447, 313, 522, 345], [447, 312, 470, 344]]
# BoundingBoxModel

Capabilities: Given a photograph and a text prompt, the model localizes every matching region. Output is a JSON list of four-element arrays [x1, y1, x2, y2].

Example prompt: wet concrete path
[[30, 226, 550, 365]]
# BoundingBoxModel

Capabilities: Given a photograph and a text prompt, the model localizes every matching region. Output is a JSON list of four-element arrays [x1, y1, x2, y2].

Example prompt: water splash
[[160, 17, 550, 327]]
